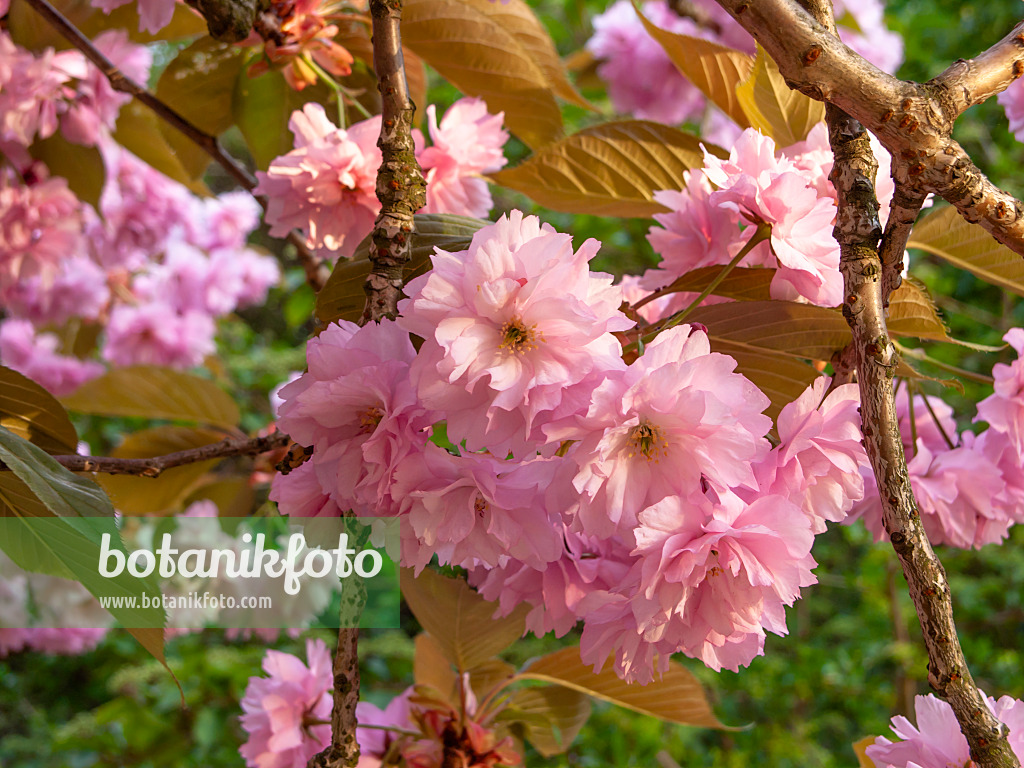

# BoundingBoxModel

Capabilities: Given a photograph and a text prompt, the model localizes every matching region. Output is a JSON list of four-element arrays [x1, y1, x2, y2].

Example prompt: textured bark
[[785, 2, 1021, 765], [712, 0, 1024, 258], [361, 0, 427, 324], [183, 0, 257, 42], [309, 3, 425, 767]]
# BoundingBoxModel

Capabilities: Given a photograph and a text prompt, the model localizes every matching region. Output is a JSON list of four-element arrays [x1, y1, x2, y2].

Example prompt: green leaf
[[95, 426, 228, 514], [0, 366, 78, 454], [400, 568, 529, 672], [113, 101, 208, 193], [517, 646, 727, 728], [499, 686, 591, 757], [735, 45, 824, 147], [315, 213, 487, 325], [0, 427, 169, 669], [8, 0, 205, 52], [61, 366, 240, 430], [907, 205, 1024, 298], [28, 134, 105, 208], [402, 0, 563, 148], [233, 69, 334, 171], [155, 37, 248, 179], [634, 1, 754, 128], [490, 121, 715, 218]]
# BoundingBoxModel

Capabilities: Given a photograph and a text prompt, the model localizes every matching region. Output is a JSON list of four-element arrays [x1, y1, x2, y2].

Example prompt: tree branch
[[931, 22, 1024, 119], [879, 185, 926, 305], [360, 0, 426, 323], [0, 433, 290, 475], [22, 0, 329, 292], [786, 1, 1020, 765], [711, 0, 1024, 259]]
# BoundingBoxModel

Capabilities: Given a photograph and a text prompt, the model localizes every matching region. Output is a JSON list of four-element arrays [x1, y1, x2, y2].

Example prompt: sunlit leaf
[[469, 0, 592, 110], [887, 278, 951, 342], [400, 568, 529, 672], [414, 632, 459, 702], [646, 267, 774, 304], [182, 477, 256, 517], [155, 37, 248, 179], [517, 647, 727, 728], [498, 685, 591, 757], [402, 0, 563, 148], [735, 45, 824, 147], [634, 1, 753, 128], [315, 213, 487, 325], [907, 205, 1024, 298], [96, 426, 228, 514], [491, 121, 716, 218], [853, 735, 877, 768], [29, 134, 105, 208], [61, 366, 240, 430], [0, 366, 78, 454]]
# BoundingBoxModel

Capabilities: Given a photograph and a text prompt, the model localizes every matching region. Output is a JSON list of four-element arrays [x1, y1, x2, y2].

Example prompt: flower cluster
[[255, 97, 508, 261], [639, 126, 904, 311], [273, 211, 873, 681], [848, 333, 1024, 550]]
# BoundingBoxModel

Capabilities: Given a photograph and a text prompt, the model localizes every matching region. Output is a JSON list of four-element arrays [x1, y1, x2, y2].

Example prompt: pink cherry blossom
[[398, 210, 632, 458], [394, 446, 570, 572], [102, 302, 216, 368], [549, 324, 771, 538], [866, 692, 1024, 768], [420, 98, 508, 218], [0, 318, 103, 396], [239, 639, 333, 768], [976, 328, 1024, 453], [586, 0, 709, 125], [356, 688, 416, 767], [186, 190, 263, 252], [629, 489, 817, 673], [272, 319, 435, 519], [0, 33, 72, 145], [93, 143, 193, 270], [702, 130, 843, 307], [0, 168, 83, 293], [643, 172, 749, 291], [752, 377, 868, 533], [256, 104, 381, 261], [1, 254, 110, 325], [999, 79, 1024, 143]]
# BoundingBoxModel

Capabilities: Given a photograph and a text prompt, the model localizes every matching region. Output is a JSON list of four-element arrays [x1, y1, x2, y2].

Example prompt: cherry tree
[[1, 0, 1024, 766]]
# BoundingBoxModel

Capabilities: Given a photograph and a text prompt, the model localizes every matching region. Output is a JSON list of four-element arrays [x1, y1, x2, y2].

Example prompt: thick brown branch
[[711, 0, 1024, 258], [792, 2, 1020, 765], [23, 0, 328, 292], [0, 433, 290, 476], [360, 0, 427, 323], [931, 22, 1024, 118]]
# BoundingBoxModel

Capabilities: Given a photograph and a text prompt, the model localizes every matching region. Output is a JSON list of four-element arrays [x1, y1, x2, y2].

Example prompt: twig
[[0, 433, 291, 476], [23, 0, 328, 292], [711, 0, 1024, 260], [879, 185, 926, 306], [784, 1, 1021, 765]]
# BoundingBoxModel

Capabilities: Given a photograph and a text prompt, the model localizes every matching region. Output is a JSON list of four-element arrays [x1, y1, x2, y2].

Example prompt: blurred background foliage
[[3, 0, 1024, 766]]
